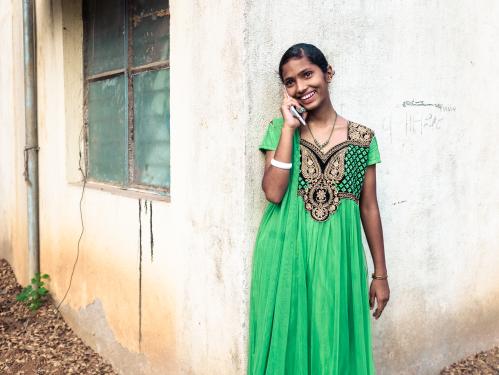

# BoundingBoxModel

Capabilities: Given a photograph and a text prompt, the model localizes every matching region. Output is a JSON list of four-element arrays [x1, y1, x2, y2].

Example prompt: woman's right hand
[[280, 89, 308, 129]]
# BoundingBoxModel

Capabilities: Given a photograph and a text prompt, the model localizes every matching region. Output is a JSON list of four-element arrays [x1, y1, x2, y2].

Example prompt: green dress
[[248, 118, 381, 375]]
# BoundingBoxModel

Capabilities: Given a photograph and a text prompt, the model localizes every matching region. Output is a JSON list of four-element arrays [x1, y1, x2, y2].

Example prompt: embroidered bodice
[[298, 122, 375, 222]]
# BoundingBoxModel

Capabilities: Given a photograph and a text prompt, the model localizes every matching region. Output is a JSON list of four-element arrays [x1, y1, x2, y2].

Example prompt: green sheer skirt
[[248, 129, 375, 375]]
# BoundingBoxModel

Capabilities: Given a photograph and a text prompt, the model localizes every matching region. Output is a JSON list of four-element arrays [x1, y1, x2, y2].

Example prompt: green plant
[[16, 273, 50, 311]]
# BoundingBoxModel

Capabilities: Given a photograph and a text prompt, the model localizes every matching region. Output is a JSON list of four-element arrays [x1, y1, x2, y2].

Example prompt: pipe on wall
[[22, 0, 40, 279]]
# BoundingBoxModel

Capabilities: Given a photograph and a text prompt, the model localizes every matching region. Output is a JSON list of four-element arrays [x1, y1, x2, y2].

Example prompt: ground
[[0, 259, 116, 374], [440, 347, 499, 375], [0, 258, 498, 374]]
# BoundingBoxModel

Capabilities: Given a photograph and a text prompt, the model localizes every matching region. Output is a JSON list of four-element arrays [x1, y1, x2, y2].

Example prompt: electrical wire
[[56, 125, 87, 311]]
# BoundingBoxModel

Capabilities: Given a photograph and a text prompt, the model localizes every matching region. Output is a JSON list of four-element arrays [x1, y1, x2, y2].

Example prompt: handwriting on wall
[[403, 99, 456, 137], [381, 100, 457, 142], [405, 112, 443, 135], [402, 100, 456, 112]]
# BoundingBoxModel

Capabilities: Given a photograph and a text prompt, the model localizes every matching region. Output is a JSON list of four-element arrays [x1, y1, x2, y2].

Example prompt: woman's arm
[[261, 91, 305, 204], [262, 127, 295, 203], [360, 165, 390, 319]]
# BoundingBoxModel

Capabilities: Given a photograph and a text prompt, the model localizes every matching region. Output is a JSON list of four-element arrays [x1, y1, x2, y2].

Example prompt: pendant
[[314, 139, 329, 149]]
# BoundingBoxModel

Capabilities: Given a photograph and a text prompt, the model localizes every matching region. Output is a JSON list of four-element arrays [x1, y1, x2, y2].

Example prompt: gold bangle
[[372, 273, 388, 280]]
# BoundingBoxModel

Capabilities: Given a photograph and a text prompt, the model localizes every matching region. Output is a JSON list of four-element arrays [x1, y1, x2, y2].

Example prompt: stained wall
[[0, 0, 498, 374], [1, 0, 248, 374]]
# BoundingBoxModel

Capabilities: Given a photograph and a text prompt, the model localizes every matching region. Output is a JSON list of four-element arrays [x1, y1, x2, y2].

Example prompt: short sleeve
[[367, 136, 381, 165], [259, 118, 284, 152]]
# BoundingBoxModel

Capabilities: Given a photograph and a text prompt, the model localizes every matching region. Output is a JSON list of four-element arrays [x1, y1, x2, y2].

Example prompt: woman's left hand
[[369, 279, 390, 320]]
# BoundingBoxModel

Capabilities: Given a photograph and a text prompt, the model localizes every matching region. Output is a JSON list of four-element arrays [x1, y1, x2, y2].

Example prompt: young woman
[[248, 43, 390, 375]]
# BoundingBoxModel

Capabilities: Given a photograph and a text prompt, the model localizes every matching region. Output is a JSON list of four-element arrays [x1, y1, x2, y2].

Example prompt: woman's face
[[281, 56, 332, 111]]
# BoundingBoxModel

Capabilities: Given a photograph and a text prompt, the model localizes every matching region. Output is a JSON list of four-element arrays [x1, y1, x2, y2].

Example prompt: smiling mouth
[[300, 90, 316, 101]]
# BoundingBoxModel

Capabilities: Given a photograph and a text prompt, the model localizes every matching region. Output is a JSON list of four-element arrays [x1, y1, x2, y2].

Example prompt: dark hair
[[278, 43, 329, 81]]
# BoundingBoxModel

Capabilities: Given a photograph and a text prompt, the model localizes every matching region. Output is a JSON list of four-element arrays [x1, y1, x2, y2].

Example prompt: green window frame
[[83, 0, 170, 194]]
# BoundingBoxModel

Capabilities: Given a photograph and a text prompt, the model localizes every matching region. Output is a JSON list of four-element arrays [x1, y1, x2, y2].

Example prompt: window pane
[[84, 0, 125, 75], [132, 0, 170, 67], [88, 76, 127, 184], [133, 69, 170, 187]]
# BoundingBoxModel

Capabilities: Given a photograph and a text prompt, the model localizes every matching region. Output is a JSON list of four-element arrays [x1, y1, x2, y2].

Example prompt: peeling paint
[[59, 299, 156, 374], [1, 1, 180, 373]]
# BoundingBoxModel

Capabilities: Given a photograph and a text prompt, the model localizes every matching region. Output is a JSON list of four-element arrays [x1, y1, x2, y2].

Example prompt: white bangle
[[271, 158, 292, 170]]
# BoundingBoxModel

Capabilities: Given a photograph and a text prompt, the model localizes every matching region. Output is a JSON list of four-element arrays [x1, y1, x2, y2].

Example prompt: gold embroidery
[[338, 192, 359, 203], [298, 121, 373, 221], [301, 145, 321, 181], [348, 122, 373, 146], [299, 139, 349, 163], [324, 148, 346, 182], [298, 146, 347, 222]]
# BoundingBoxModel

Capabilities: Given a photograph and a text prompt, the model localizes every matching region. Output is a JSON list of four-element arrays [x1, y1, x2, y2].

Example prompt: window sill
[[69, 180, 171, 203]]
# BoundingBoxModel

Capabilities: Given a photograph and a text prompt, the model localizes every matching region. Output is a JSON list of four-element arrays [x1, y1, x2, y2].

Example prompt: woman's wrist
[[371, 272, 388, 280], [282, 122, 298, 132], [374, 264, 387, 274]]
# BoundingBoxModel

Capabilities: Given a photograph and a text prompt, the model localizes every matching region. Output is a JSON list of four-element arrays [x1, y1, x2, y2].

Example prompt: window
[[83, 0, 170, 193]]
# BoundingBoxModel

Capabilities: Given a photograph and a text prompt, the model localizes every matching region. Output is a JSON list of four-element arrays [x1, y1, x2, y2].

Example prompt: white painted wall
[[0, 0, 498, 374]]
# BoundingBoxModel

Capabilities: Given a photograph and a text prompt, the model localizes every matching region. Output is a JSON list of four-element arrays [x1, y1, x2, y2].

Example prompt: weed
[[16, 273, 50, 311]]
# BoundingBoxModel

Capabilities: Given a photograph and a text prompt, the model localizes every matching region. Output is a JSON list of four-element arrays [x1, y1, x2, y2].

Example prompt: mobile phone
[[284, 89, 307, 126], [290, 105, 307, 126]]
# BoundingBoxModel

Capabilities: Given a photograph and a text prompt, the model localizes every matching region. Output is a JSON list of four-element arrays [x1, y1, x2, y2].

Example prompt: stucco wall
[[1, 0, 498, 374], [1, 0, 248, 374], [244, 1, 499, 374], [0, 0, 29, 284]]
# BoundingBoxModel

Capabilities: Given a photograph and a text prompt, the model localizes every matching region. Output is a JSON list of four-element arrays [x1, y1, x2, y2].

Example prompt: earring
[[328, 70, 335, 83]]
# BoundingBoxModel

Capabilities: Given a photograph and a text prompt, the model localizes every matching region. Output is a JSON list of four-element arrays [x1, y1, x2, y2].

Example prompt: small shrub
[[16, 273, 50, 310]]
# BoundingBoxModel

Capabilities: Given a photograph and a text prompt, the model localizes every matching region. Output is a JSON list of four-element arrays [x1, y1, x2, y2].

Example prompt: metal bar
[[128, 182, 169, 194], [82, 0, 90, 178], [86, 68, 126, 82], [127, 0, 134, 186], [22, 0, 40, 279], [130, 60, 170, 75]]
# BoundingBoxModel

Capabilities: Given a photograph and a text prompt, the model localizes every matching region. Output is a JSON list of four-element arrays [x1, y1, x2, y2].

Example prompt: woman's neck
[[307, 99, 336, 128]]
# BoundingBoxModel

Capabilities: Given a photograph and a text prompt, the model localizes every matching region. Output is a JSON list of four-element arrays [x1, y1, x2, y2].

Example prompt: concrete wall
[[0, 0, 29, 284], [244, 1, 499, 374], [0, 0, 498, 374], [1, 0, 248, 374]]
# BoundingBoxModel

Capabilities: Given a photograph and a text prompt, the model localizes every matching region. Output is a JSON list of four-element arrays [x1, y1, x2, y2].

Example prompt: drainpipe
[[22, 0, 40, 279]]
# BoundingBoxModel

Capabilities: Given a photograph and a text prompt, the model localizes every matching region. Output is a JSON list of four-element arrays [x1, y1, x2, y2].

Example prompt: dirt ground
[[1, 258, 498, 374], [440, 346, 499, 375], [0, 259, 116, 374]]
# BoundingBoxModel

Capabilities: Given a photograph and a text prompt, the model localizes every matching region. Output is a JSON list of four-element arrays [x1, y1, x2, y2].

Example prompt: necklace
[[307, 112, 338, 150]]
